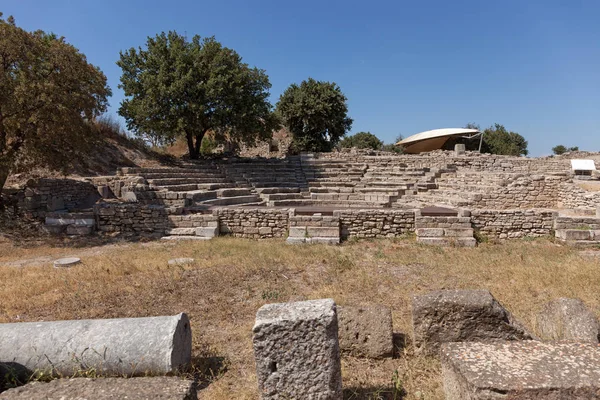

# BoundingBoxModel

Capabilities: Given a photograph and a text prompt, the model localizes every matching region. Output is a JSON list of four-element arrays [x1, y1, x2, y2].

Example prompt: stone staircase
[[118, 165, 263, 209], [400, 171, 514, 208]]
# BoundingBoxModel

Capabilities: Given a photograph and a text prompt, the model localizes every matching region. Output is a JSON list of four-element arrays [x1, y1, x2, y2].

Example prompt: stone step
[[142, 172, 225, 179], [254, 187, 301, 194], [263, 193, 305, 201], [197, 183, 236, 190], [216, 188, 252, 197], [148, 177, 229, 185], [199, 195, 263, 206], [417, 237, 477, 247], [152, 184, 200, 192]]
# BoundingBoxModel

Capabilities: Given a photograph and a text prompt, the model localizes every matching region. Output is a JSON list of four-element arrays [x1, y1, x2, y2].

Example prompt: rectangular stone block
[[166, 228, 197, 236], [308, 237, 341, 245], [306, 226, 340, 238], [253, 299, 342, 399], [288, 226, 307, 238], [0, 377, 197, 400], [442, 341, 600, 400], [286, 237, 306, 245], [417, 237, 476, 247], [337, 306, 393, 358], [443, 228, 474, 237], [415, 228, 444, 237], [555, 229, 593, 241], [196, 226, 218, 238]]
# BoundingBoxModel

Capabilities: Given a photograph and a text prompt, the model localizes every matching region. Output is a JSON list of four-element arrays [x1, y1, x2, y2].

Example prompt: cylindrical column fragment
[[0, 313, 192, 377]]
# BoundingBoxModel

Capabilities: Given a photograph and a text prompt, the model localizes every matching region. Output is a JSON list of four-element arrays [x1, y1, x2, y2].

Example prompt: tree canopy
[[117, 32, 278, 159], [340, 132, 383, 150], [464, 123, 528, 156], [0, 13, 111, 197], [276, 78, 352, 153], [552, 145, 579, 155]]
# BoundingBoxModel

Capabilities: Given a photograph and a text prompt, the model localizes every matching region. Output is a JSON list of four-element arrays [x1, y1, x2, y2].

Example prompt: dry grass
[[1, 237, 599, 399]]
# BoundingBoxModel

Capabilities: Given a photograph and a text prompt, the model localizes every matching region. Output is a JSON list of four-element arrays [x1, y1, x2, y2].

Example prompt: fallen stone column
[[253, 299, 342, 399], [0, 313, 191, 377]]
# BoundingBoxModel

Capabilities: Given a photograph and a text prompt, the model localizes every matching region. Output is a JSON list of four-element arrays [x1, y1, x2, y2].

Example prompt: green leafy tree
[[552, 145, 567, 155], [482, 124, 528, 156], [383, 134, 404, 153], [464, 123, 528, 156], [117, 32, 278, 159], [552, 145, 578, 155], [0, 13, 111, 199], [340, 132, 383, 150], [276, 78, 352, 152]]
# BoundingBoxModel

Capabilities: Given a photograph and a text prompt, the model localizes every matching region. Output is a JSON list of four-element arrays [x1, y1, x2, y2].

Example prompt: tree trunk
[[186, 132, 198, 159], [0, 165, 9, 210], [194, 133, 205, 158]]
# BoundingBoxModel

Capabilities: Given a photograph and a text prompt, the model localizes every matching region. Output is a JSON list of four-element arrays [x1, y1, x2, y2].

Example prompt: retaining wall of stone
[[15, 178, 100, 218], [471, 209, 557, 239], [95, 203, 169, 236], [216, 208, 290, 238], [336, 209, 415, 239]]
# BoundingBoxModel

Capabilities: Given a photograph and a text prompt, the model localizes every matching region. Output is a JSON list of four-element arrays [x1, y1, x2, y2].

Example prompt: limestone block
[[252, 299, 342, 399], [442, 341, 600, 400], [555, 229, 593, 241], [286, 237, 306, 244], [306, 226, 340, 238], [288, 226, 307, 238], [166, 228, 197, 236], [337, 305, 393, 358], [0, 377, 197, 400], [309, 237, 341, 245], [196, 226, 218, 238], [412, 290, 535, 355], [415, 228, 444, 237], [536, 298, 599, 342], [443, 228, 474, 237], [417, 237, 476, 247], [0, 313, 191, 377], [66, 225, 93, 236]]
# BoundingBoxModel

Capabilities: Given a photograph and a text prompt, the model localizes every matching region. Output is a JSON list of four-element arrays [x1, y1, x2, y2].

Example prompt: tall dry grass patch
[[0, 238, 598, 399]]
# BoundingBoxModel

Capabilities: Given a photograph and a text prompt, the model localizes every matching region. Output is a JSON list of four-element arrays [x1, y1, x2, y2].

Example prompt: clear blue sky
[[3, 0, 599, 156]]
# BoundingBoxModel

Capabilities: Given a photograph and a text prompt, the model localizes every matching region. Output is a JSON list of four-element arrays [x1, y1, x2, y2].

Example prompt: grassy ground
[[1, 237, 599, 399]]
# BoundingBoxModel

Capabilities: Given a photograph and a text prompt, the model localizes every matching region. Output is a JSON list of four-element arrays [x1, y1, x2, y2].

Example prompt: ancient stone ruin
[[6, 150, 600, 247], [2, 293, 600, 399]]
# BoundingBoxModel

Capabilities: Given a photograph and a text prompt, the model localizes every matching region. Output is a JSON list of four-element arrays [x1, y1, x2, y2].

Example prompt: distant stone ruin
[[5, 150, 600, 246]]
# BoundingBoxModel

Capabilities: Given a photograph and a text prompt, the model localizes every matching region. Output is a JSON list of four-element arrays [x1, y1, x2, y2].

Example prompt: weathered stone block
[[536, 298, 599, 342], [252, 299, 342, 399], [337, 305, 393, 358], [415, 228, 444, 237], [288, 226, 307, 237], [555, 229, 593, 241], [0, 377, 197, 400], [166, 228, 197, 236], [196, 226, 218, 238], [306, 226, 340, 238], [417, 237, 477, 247], [66, 225, 93, 236], [443, 228, 474, 237], [442, 341, 600, 400], [412, 290, 534, 355]]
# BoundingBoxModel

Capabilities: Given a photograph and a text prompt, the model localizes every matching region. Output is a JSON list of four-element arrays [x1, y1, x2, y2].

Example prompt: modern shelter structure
[[397, 128, 481, 154]]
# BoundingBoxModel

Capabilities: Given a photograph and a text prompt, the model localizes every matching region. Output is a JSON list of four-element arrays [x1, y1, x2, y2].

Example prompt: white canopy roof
[[397, 128, 480, 154]]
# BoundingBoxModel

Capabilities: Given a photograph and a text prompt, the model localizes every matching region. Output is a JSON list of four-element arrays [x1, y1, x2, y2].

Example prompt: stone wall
[[216, 208, 290, 238], [95, 203, 168, 237], [336, 209, 415, 239], [477, 175, 566, 209], [15, 178, 100, 218], [471, 209, 557, 239], [558, 182, 600, 210]]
